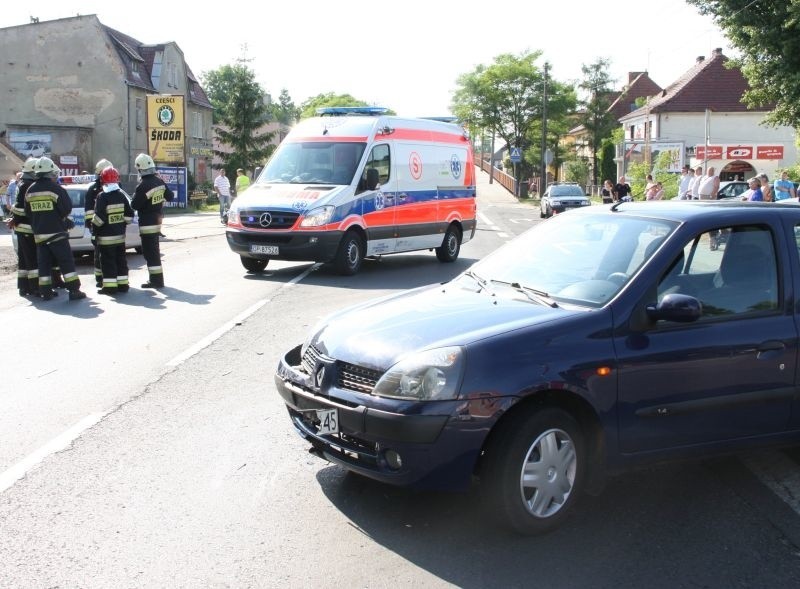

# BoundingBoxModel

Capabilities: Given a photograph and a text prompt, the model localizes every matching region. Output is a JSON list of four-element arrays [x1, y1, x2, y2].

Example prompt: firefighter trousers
[[140, 232, 164, 287], [15, 232, 39, 293], [37, 237, 81, 292], [98, 244, 129, 292]]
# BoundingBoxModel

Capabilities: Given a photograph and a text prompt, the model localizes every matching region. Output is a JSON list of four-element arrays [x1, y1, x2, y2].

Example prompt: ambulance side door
[[358, 143, 396, 256], [393, 141, 440, 252]]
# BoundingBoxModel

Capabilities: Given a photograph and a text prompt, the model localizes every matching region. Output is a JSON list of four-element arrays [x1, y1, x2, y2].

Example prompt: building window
[[192, 111, 203, 139], [136, 98, 144, 130], [168, 63, 178, 88], [132, 61, 139, 73]]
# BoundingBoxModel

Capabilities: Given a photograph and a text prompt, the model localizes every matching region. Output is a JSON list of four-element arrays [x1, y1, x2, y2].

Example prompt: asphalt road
[[1, 173, 800, 587]]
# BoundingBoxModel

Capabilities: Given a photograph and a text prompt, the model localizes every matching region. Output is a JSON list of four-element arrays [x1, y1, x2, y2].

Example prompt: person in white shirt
[[697, 166, 720, 200], [688, 165, 704, 200], [677, 165, 693, 200], [213, 168, 231, 223]]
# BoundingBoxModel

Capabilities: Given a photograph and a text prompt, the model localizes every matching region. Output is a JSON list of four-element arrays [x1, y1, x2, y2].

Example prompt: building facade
[[0, 15, 213, 186]]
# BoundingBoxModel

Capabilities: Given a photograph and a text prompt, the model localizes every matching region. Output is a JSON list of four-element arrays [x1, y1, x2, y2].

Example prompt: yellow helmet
[[94, 158, 113, 174]]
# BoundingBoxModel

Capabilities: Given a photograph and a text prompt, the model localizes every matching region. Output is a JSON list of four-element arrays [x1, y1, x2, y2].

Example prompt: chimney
[[712, 47, 723, 57], [696, 56, 705, 64]]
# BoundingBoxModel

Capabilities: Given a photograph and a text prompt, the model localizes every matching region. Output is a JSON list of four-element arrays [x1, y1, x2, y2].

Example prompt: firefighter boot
[[68, 289, 87, 301], [39, 289, 59, 301]]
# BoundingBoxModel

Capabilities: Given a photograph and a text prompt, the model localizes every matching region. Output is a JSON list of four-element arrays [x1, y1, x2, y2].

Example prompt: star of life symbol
[[375, 191, 385, 210], [450, 155, 462, 179]]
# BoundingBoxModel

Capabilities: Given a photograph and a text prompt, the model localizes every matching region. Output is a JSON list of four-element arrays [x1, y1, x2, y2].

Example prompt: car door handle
[[757, 340, 785, 360]]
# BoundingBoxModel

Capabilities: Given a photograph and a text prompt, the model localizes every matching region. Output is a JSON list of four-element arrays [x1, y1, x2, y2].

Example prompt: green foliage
[[451, 50, 577, 182], [599, 141, 616, 185], [578, 58, 616, 185], [627, 151, 679, 199], [297, 93, 395, 119], [208, 59, 276, 175], [564, 159, 590, 184], [688, 0, 800, 127]]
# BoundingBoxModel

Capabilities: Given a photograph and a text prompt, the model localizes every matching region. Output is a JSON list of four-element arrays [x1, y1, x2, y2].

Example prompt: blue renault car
[[275, 200, 800, 534]]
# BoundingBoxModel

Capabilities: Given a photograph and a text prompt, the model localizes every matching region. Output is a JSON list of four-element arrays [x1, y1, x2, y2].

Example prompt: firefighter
[[85, 158, 113, 288], [7, 158, 39, 296], [92, 166, 133, 295], [131, 153, 173, 288], [24, 156, 87, 301]]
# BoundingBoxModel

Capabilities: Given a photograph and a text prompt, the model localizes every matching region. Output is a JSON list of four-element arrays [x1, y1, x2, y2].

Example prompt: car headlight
[[228, 206, 240, 224], [300, 205, 335, 227], [372, 346, 464, 401], [551, 201, 564, 208]]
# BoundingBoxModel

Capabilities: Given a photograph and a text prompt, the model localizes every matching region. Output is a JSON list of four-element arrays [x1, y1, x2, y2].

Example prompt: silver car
[[540, 183, 591, 218]]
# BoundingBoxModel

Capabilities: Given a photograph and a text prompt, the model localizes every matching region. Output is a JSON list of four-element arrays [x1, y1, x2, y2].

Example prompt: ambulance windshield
[[258, 142, 366, 185]]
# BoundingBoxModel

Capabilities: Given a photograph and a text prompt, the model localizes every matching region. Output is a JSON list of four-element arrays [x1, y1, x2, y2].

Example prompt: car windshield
[[464, 212, 677, 308], [257, 141, 367, 185], [549, 185, 585, 197]]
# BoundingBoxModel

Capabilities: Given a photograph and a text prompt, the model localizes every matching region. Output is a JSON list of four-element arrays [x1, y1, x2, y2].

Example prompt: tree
[[688, 0, 800, 127], [451, 50, 576, 184], [297, 93, 394, 119], [208, 60, 276, 175], [271, 89, 298, 141], [578, 58, 616, 186]]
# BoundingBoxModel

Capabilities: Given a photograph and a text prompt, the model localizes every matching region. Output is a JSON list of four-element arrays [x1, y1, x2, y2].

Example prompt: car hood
[[310, 282, 569, 371], [233, 183, 345, 210]]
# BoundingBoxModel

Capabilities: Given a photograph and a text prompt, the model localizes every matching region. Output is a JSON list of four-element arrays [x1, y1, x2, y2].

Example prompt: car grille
[[239, 209, 299, 230], [301, 345, 382, 394]]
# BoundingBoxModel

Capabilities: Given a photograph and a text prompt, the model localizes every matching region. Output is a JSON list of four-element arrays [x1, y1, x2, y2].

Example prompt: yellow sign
[[147, 95, 185, 163]]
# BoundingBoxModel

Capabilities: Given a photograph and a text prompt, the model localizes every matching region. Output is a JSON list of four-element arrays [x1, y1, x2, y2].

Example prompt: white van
[[225, 107, 477, 275]]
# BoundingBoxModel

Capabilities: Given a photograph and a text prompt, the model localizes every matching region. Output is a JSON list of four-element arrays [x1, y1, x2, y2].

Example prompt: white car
[[13, 177, 142, 255]]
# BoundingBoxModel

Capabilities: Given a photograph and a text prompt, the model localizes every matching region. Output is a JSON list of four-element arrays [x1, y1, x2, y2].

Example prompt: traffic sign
[[510, 147, 521, 163]]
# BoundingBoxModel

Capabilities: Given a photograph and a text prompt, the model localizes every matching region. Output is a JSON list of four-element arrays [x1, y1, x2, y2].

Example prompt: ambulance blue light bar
[[316, 106, 389, 116]]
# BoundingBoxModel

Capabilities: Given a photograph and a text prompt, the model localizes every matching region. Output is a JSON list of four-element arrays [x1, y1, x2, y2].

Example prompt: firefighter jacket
[[132, 175, 174, 235], [92, 188, 134, 246], [11, 177, 34, 235], [24, 177, 73, 244], [84, 179, 103, 232]]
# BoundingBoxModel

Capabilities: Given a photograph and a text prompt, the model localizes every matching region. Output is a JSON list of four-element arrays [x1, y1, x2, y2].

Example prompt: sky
[[3, 1, 733, 118]]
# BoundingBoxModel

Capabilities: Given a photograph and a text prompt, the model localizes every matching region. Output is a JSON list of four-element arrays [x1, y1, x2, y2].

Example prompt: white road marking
[[167, 264, 319, 367], [0, 412, 108, 494], [742, 451, 800, 516], [477, 211, 497, 231]]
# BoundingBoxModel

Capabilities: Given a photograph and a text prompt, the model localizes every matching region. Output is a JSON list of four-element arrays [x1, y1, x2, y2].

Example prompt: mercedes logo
[[259, 212, 273, 227], [315, 365, 326, 388]]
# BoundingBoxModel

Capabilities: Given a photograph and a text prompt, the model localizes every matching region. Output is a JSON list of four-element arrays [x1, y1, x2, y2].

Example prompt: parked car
[[275, 199, 800, 534], [716, 180, 749, 199], [12, 176, 142, 255], [539, 182, 591, 218]]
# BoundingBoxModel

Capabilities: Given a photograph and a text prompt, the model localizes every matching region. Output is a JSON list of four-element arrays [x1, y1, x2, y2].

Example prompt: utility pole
[[541, 62, 549, 195]]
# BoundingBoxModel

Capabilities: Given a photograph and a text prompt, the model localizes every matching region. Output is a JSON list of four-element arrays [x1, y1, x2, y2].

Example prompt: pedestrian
[[773, 171, 796, 201], [678, 165, 693, 200], [214, 168, 231, 223], [600, 179, 614, 204], [24, 156, 86, 300], [84, 158, 113, 288], [4, 172, 20, 219], [688, 165, 704, 199], [92, 166, 134, 295], [697, 166, 720, 200], [132, 153, 174, 289], [741, 176, 764, 201], [235, 168, 250, 195], [613, 176, 631, 202], [759, 174, 773, 202], [7, 159, 39, 296]]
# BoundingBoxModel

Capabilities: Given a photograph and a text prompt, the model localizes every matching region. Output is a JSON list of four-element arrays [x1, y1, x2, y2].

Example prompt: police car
[[13, 175, 142, 255]]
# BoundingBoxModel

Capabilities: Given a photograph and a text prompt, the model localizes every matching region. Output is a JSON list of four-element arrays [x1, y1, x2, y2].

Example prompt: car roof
[[578, 199, 800, 224]]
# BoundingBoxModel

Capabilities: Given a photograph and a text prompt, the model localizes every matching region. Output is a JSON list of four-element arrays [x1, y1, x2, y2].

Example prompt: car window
[[66, 187, 85, 208], [657, 224, 778, 317], [549, 185, 585, 197]]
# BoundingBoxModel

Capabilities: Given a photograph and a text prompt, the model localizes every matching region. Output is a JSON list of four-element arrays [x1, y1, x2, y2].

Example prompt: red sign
[[695, 145, 724, 159], [725, 145, 754, 159], [756, 145, 784, 160]]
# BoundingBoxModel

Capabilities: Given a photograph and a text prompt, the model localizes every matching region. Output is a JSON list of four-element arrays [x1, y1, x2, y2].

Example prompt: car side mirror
[[646, 293, 702, 323]]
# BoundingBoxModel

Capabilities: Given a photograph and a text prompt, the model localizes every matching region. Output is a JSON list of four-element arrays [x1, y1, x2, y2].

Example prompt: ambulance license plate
[[315, 409, 339, 435], [250, 244, 278, 255]]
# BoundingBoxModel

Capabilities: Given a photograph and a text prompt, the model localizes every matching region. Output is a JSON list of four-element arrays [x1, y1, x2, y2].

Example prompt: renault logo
[[315, 365, 326, 389], [259, 212, 273, 227]]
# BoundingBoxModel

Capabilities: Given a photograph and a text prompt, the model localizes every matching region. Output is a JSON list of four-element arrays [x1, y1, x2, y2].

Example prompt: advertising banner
[[695, 145, 724, 160], [156, 165, 188, 208], [147, 95, 185, 163], [756, 145, 784, 160]]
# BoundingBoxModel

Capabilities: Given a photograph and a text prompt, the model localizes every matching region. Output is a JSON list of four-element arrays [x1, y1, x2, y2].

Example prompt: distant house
[[618, 48, 797, 181], [564, 72, 662, 183], [0, 15, 213, 186]]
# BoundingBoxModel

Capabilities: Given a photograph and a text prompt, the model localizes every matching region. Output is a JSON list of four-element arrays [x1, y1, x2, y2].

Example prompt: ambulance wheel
[[334, 231, 364, 275], [436, 224, 461, 262], [241, 256, 269, 273]]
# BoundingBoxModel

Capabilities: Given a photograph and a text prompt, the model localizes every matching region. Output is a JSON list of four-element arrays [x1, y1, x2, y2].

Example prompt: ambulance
[[225, 107, 477, 275]]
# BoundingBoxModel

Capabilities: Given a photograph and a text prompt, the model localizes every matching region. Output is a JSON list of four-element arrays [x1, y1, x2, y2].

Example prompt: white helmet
[[134, 153, 156, 175], [34, 156, 60, 177], [21, 158, 37, 174], [94, 158, 113, 174]]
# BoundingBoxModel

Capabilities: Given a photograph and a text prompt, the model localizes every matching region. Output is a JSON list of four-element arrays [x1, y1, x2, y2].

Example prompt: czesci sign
[[696, 144, 785, 160], [147, 95, 185, 163]]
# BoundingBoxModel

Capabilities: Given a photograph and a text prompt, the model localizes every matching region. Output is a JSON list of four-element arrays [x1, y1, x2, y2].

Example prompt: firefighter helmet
[[34, 156, 60, 177], [99, 166, 120, 184], [94, 158, 113, 174], [134, 153, 156, 174], [21, 158, 37, 173]]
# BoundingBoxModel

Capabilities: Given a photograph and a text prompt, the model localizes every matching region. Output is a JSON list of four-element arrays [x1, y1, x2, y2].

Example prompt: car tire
[[483, 407, 585, 535], [240, 256, 269, 273], [435, 224, 461, 262], [334, 230, 364, 275], [539, 205, 546, 219]]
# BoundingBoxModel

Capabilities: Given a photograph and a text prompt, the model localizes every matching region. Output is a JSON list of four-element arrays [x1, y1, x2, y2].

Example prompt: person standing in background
[[773, 171, 796, 201], [613, 176, 631, 202], [132, 153, 174, 289], [678, 165, 693, 200], [4, 172, 20, 219], [214, 168, 231, 224], [697, 166, 720, 200], [759, 174, 773, 202], [235, 168, 250, 196]]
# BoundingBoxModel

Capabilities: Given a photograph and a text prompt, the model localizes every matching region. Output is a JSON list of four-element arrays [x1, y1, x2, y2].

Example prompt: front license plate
[[316, 409, 339, 435], [249, 244, 278, 255]]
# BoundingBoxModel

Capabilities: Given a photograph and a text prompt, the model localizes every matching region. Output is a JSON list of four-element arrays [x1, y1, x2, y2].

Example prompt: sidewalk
[[475, 166, 524, 205]]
